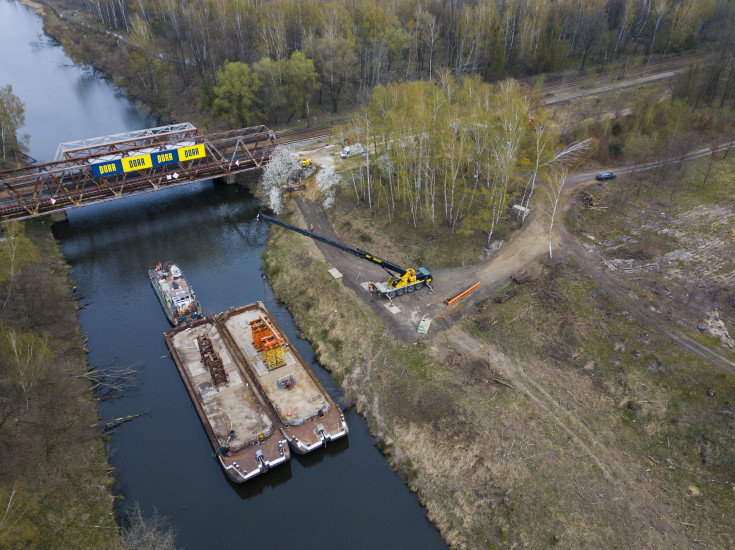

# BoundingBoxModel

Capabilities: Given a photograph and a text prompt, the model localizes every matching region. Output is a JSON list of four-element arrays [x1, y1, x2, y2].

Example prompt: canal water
[[1, 1, 446, 547]]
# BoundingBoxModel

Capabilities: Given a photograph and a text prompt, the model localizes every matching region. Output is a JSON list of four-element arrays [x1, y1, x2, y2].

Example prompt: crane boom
[[258, 213, 407, 276], [257, 213, 433, 298]]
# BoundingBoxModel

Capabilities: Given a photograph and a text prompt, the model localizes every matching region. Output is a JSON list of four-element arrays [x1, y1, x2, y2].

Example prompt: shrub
[[608, 139, 624, 157]]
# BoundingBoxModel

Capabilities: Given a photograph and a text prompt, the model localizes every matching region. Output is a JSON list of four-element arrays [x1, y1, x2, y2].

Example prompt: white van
[[340, 143, 364, 159]]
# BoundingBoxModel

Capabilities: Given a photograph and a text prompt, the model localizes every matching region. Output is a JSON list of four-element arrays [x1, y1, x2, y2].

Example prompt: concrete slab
[[169, 322, 272, 451], [384, 302, 401, 314], [417, 317, 432, 334], [328, 268, 343, 279], [222, 309, 329, 424]]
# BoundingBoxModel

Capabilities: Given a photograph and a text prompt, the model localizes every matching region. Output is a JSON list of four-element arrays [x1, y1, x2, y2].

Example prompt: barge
[[216, 302, 348, 454], [149, 262, 202, 326], [164, 317, 290, 483]]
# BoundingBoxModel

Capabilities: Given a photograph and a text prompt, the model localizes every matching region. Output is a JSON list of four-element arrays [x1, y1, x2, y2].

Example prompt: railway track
[[540, 52, 710, 94], [276, 125, 333, 145]]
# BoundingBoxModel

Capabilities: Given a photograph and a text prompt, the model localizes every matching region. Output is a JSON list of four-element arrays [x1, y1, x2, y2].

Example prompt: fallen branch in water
[[96, 412, 149, 432]]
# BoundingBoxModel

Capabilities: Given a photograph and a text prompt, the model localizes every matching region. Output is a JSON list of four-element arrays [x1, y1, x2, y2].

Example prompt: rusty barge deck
[[216, 302, 348, 454], [164, 317, 290, 483]]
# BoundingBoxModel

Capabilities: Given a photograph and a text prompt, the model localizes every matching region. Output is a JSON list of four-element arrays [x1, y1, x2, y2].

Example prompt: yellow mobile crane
[[258, 214, 433, 298]]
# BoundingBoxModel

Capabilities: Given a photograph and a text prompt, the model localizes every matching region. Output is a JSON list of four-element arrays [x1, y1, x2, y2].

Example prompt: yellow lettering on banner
[[101, 163, 117, 174], [122, 154, 153, 173], [177, 144, 205, 162], [156, 152, 174, 164]]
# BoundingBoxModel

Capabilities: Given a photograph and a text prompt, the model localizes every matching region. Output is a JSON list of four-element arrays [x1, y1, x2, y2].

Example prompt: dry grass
[[263, 196, 735, 547], [0, 221, 119, 549]]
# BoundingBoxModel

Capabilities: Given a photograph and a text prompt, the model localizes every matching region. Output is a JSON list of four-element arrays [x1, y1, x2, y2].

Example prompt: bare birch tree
[[0, 222, 40, 310], [2, 326, 50, 421], [539, 166, 569, 259]]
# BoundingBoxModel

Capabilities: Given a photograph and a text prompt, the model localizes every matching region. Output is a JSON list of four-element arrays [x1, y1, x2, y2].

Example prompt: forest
[[52, 0, 732, 125]]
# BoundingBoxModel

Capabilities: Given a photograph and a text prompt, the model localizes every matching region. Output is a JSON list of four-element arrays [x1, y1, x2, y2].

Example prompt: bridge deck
[[0, 124, 284, 222]]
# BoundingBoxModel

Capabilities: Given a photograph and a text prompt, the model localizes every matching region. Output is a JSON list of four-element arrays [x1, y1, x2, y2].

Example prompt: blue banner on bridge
[[150, 150, 177, 167], [91, 160, 123, 178], [90, 144, 206, 178]]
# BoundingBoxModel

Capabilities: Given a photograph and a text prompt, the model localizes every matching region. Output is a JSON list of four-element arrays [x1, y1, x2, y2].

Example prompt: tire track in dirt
[[448, 326, 620, 484], [297, 194, 626, 484], [562, 234, 735, 375]]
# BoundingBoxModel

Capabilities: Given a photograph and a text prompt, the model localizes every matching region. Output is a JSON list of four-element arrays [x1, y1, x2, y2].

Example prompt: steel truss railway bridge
[[0, 122, 329, 222]]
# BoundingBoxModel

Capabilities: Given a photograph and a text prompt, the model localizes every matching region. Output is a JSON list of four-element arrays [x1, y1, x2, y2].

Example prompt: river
[[0, 2, 445, 547]]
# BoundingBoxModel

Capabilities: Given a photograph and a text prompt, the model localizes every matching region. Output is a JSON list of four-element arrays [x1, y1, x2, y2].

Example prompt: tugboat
[[149, 262, 202, 326]]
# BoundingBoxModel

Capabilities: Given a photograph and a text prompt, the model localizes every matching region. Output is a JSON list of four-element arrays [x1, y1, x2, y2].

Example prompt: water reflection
[[294, 436, 351, 470], [232, 462, 294, 501]]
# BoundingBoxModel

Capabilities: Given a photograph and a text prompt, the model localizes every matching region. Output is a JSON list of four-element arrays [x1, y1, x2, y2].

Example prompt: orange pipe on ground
[[445, 282, 481, 306]]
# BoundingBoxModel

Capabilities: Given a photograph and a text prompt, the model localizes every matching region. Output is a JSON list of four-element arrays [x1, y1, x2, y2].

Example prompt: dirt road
[[292, 142, 735, 373]]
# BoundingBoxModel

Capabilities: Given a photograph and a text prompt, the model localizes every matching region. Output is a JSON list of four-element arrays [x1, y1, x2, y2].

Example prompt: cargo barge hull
[[164, 317, 290, 483], [216, 302, 348, 454]]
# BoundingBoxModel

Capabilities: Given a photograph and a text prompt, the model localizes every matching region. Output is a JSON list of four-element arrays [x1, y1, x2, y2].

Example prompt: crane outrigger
[[258, 213, 433, 299]]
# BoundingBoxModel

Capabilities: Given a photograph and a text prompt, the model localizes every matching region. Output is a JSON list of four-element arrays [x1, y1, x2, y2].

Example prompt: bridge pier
[[214, 174, 237, 185], [49, 210, 68, 223]]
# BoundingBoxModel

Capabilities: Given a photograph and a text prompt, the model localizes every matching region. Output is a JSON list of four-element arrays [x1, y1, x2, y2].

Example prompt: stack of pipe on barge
[[215, 302, 348, 454], [165, 317, 290, 483]]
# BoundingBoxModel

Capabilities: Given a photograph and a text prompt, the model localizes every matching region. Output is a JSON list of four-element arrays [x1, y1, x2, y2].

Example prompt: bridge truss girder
[[0, 125, 277, 222]]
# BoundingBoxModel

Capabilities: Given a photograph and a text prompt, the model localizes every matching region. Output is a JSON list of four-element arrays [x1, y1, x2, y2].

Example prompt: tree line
[[60, 0, 731, 125], [280, 74, 592, 253], [0, 85, 26, 169]]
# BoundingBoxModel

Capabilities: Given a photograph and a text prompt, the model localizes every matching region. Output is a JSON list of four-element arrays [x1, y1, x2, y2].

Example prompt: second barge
[[216, 302, 349, 454], [164, 317, 290, 482]]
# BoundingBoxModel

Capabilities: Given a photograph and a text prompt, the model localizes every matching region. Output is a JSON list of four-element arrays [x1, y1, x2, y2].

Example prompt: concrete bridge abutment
[[49, 210, 68, 223]]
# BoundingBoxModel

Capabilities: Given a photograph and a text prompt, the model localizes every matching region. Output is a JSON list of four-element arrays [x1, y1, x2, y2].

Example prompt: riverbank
[[0, 220, 117, 548], [263, 183, 735, 548], [3, 4, 444, 548], [261, 204, 485, 547]]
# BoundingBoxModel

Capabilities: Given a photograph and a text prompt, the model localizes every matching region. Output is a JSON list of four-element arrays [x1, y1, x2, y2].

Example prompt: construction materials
[[417, 317, 432, 334], [436, 303, 465, 319], [216, 302, 349, 454], [512, 271, 532, 284], [165, 319, 290, 483], [445, 282, 481, 306], [197, 333, 228, 389], [250, 314, 287, 370], [494, 288, 517, 303]]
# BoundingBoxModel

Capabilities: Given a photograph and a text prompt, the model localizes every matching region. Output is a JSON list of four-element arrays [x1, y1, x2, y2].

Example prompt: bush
[[608, 139, 624, 157]]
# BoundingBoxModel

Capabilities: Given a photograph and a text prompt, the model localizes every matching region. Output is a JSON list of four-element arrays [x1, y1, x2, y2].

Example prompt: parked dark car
[[595, 171, 616, 181]]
